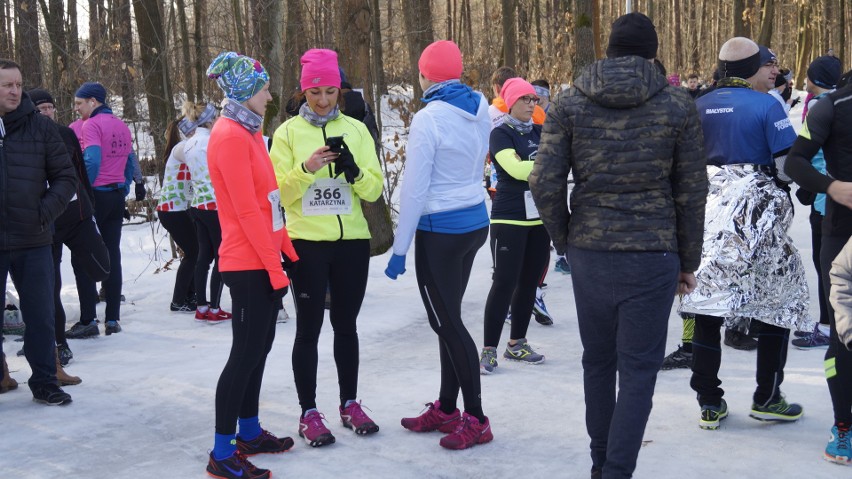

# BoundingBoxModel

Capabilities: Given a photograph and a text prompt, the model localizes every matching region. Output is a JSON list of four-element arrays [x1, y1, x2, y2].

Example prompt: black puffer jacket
[[0, 94, 77, 250], [529, 55, 708, 272]]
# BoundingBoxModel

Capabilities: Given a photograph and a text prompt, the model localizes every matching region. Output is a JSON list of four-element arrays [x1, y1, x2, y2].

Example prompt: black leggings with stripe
[[414, 227, 488, 416]]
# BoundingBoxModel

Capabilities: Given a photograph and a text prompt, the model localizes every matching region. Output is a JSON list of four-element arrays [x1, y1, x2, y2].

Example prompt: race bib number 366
[[303, 178, 352, 216]]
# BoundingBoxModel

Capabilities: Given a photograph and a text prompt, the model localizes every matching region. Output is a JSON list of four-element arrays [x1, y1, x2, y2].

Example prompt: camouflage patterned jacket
[[529, 55, 708, 272]]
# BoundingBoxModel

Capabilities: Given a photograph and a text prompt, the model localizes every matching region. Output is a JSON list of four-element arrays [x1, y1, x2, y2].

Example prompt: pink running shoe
[[400, 400, 461, 433], [298, 410, 336, 447], [340, 401, 380, 435], [439, 412, 493, 450]]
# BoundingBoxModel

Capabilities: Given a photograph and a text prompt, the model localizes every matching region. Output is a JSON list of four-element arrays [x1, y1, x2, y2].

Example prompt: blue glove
[[385, 254, 406, 280]]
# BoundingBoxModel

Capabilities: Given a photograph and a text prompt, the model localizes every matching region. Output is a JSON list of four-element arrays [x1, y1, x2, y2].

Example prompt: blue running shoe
[[533, 288, 554, 325], [555, 256, 571, 274], [825, 424, 851, 465]]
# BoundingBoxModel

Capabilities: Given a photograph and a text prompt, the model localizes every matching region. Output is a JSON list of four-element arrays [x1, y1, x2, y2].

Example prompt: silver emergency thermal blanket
[[680, 165, 813, 332]]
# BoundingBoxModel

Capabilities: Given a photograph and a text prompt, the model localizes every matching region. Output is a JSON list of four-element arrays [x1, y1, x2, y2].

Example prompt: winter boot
[[1, 353, 18, 393], [55, 349, 81, 386]]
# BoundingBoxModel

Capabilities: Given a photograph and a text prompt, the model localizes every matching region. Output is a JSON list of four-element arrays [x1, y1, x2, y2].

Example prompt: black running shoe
[[236, 429, 294, 456], [660, 345, 693, 370], [66, 321, 100, 339], [170, 301, 195, 313], [724, 329, 757, 351], [32, 383, 72, 406], [206, 451, 270, 479], [105, 321, 122, 336]]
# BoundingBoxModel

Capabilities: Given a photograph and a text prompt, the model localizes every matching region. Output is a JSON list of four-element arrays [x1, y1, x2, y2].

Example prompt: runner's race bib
[[524, 190, 540, 220], [268, 190, 284, 230], [302, 178, 352, 216]]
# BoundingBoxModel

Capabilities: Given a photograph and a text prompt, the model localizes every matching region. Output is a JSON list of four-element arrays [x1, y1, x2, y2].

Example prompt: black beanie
[[807, 56, 842, 89], [606, 13, 658, 60], [27, 88, 55, 106]]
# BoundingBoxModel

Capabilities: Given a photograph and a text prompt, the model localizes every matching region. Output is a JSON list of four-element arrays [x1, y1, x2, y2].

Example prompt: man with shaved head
[[681, 37, 810, 430]]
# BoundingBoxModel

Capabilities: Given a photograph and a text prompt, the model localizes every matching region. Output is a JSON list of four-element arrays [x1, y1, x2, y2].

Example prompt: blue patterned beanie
[[207, 52, 269, 102]]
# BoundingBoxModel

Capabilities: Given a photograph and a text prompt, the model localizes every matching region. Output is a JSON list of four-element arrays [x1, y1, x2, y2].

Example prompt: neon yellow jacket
[[270, 114, 383, 241]]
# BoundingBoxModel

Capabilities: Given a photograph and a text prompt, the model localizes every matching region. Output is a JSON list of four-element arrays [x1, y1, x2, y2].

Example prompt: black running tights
[[483, 223, 550, 347], [215, 270, 278, 435], [290, 239, 370, 413], [191, 208, 223, 308], [820, 234, 852, 424]]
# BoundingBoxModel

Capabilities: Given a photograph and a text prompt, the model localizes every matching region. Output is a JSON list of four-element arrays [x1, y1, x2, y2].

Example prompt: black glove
[[333, 140, 360, 185], [270, 285, 289, 302], [123, 208, 131, 221], [795, 187, 816, 206], [135, 182, 146, 201], [281, 256, 299, 275]]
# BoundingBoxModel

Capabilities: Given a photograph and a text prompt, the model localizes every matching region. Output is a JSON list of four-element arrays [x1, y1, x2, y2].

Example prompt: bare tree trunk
[[231, 0, 246, 53], [133, 0, 174, 160], [281, 0, 307, 121], [573, 0, 596, 80], [757, 0, 774, 46], [37, 0, 74, 122], [794, 1, 814, 89], [0, 1, 10, 59], [116, 0, 137, 119], [194, 0, 205, 102], [592, 0, 602, 60], [67, 0, 79, 59], [370, 0, 387, 95], [733, 0, 747, 37], [403, 0, 434, 104], [15, 1, 42, 87], [841, 0, 847, 64], [501, 0, 516, 67], [176, 0, 194, 102]]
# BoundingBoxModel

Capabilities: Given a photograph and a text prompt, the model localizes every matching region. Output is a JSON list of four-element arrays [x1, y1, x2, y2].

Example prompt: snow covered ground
[[1, 100, 846, 479]]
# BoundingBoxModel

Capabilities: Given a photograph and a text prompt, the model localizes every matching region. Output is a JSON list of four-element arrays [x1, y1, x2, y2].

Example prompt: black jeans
[[93, 189, 125, 322], [0, 245, 57, 388], [190, 208, 223, 308], [568, 246, 678, 479], [415, 228, 488, 415], [215, 270, 278, 435], [290, 239, 370, 412], [691, 315, 790, 407], [483, 223, 550, 347], [158, 210, 198, 305], [820, 234, 852, 424], [53, 213, 110, 342]]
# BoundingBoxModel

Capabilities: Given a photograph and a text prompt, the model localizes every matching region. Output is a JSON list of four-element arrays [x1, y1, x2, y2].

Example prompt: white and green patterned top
[[156, 139, 193, 212], [184, 127, 218, 209]]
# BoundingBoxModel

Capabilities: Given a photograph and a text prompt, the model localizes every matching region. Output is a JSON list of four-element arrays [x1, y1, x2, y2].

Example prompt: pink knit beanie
[[418, 40, 463, 82], [500, 78, 537, 110], [300, 49, 341, 91]]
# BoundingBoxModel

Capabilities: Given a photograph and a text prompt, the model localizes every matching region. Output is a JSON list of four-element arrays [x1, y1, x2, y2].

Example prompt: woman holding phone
[[270, 48, 383, 447]]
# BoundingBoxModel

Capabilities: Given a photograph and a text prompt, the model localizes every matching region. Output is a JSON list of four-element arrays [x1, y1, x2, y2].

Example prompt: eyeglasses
[[518, 96, 540, 105], [36, 104, 55, 113]]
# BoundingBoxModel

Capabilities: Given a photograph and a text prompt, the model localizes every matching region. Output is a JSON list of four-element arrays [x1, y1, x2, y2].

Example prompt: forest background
[[2, 0, 849, 254]]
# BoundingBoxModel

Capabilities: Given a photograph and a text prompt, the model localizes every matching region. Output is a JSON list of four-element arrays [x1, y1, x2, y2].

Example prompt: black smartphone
[[325, 135, 345, 154]]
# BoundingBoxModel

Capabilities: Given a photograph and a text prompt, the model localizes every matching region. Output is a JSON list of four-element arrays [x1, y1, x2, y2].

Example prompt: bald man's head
[[717, 37, 762, 83]]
